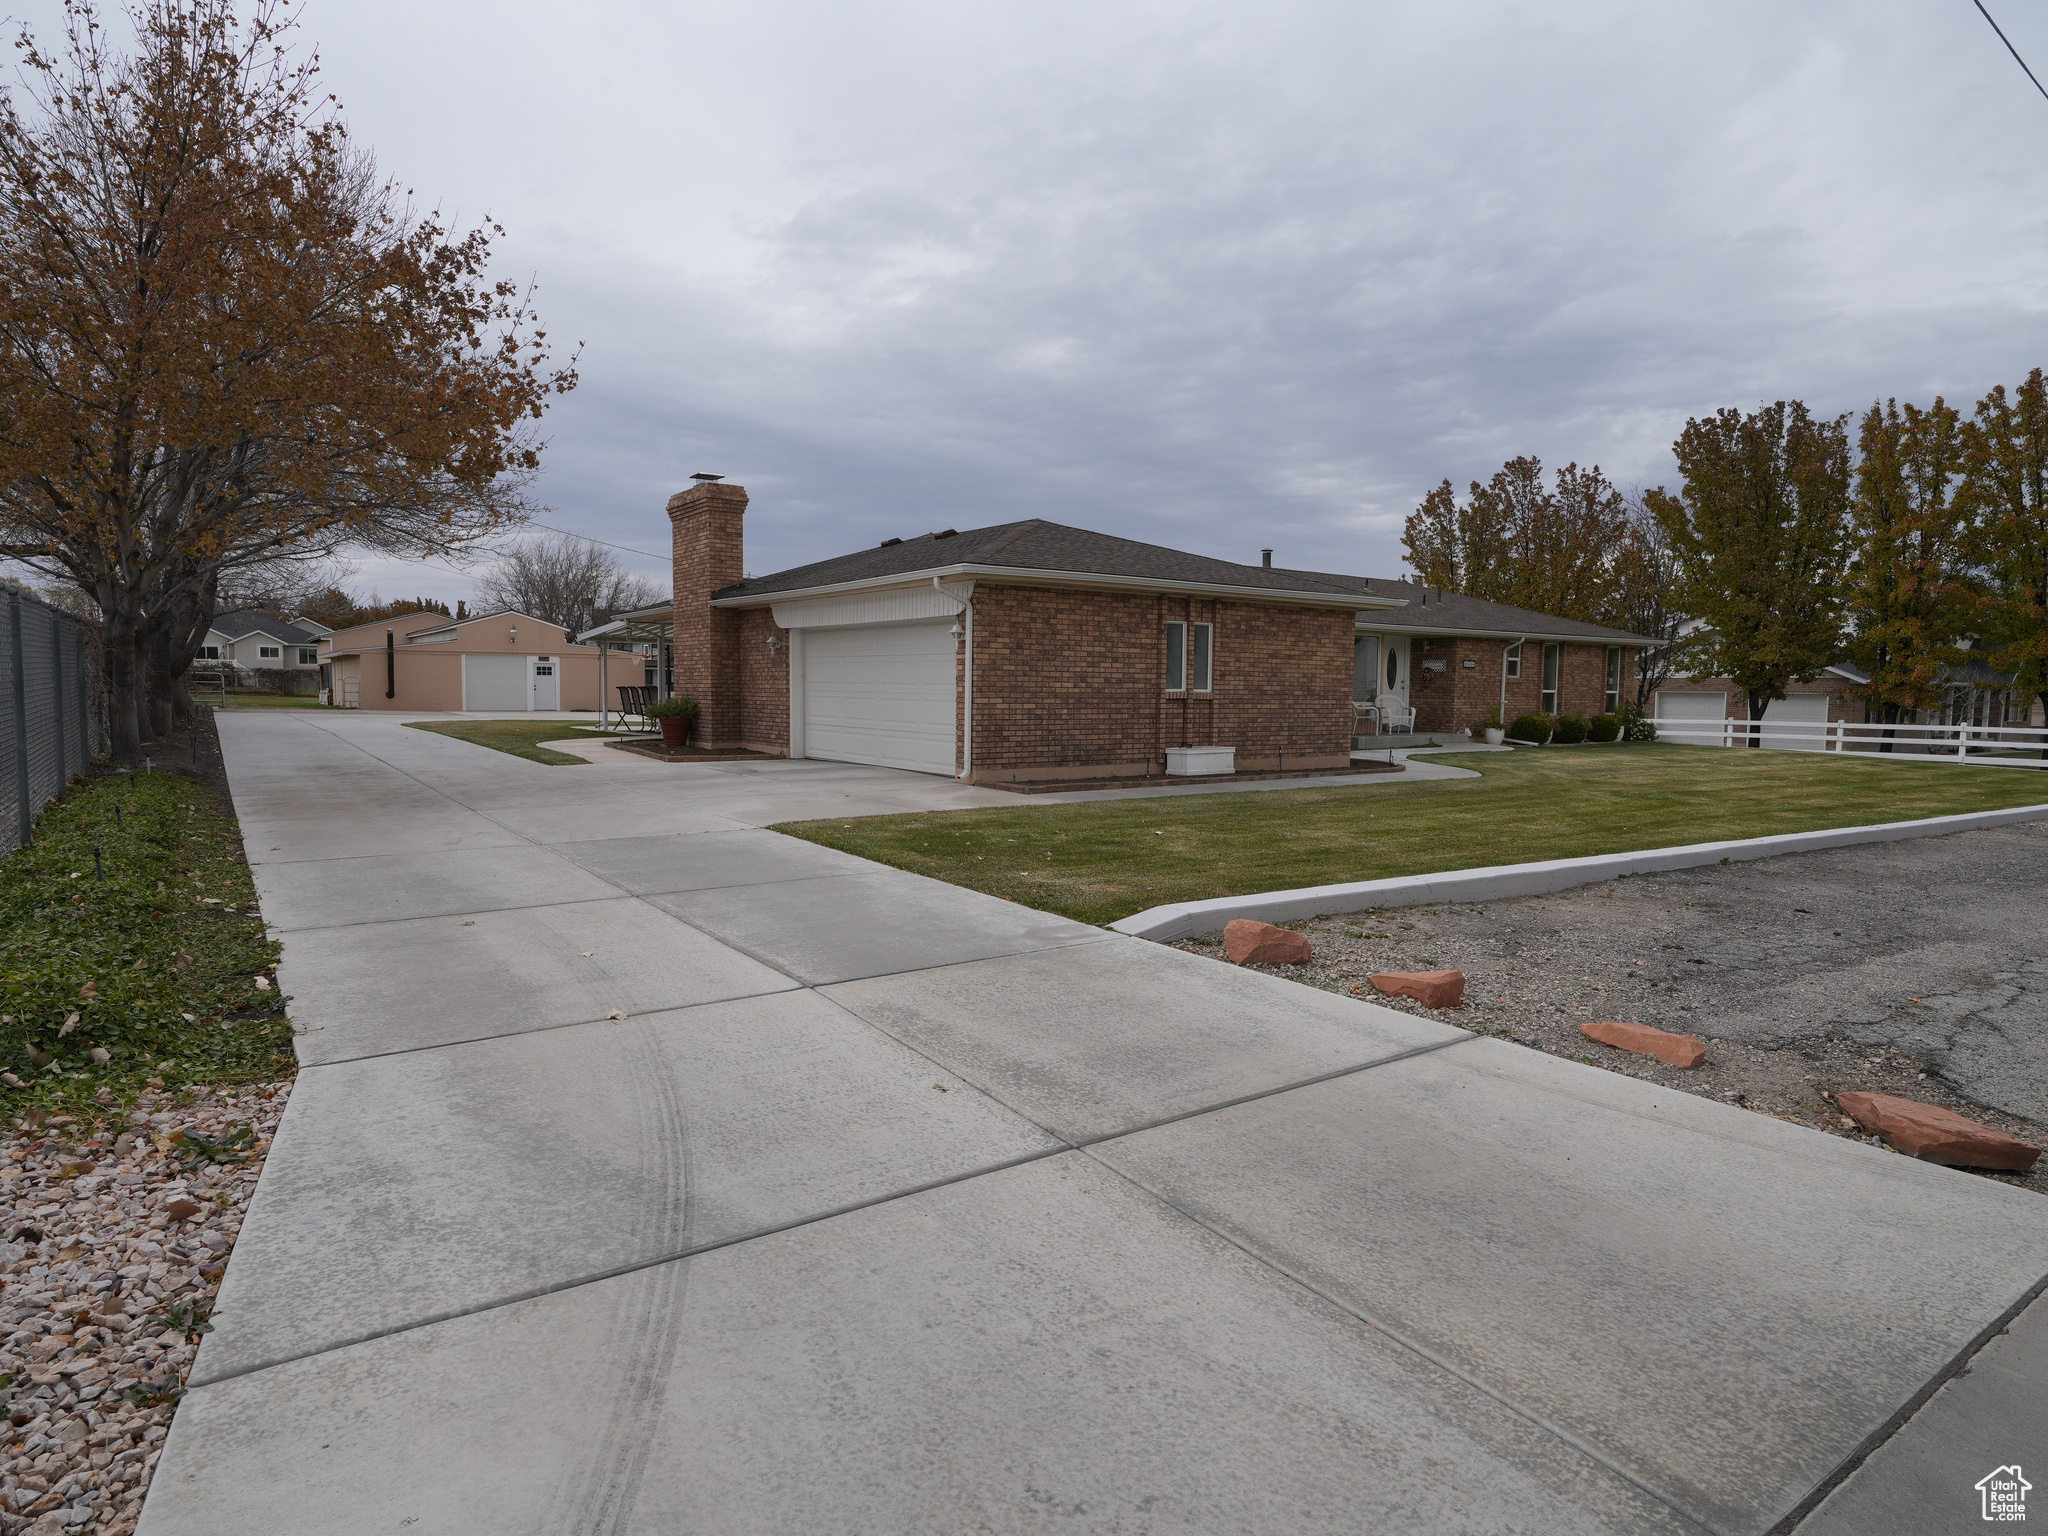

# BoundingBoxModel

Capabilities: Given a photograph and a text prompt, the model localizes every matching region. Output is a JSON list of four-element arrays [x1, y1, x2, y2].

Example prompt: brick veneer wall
[[668, 482, 748, 744], [735, 606, 791, 754], [1404, 636, 1637, 732], [965, 585, 1354, 782]]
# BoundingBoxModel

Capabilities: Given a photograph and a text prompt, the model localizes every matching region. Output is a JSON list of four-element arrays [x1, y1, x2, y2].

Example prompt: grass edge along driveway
[[403, 719, 602, 765], [775, 745, 2048, 928]]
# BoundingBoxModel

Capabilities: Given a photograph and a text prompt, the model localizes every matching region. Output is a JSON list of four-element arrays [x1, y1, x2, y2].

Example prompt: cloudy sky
[[22, 0, 2048, 602]]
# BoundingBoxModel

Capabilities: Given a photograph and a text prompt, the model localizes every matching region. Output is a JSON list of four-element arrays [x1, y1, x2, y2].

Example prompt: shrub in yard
[[1586, 713, 1621, 743], [1506, 713, 1553, 745], [646, 695, 701, 720], [1553, 713, 1590, 744], [1617, 700, 1658, 742]]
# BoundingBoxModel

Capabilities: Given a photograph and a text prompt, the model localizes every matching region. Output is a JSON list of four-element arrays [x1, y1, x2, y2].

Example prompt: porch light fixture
[[949, 622, 965, 641], [767, 634, 783, 654]]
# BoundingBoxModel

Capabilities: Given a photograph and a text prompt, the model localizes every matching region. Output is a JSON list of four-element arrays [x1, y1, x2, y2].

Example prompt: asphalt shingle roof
[[715, 520, 1378, 602], [717, 518, 1653, 641], [211, 610, 319, 646], [1266, 569, 1649, 642]]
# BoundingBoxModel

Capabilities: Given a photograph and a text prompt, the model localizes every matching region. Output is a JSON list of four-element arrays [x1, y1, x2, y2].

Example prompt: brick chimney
[[668, 479, 747, 744]]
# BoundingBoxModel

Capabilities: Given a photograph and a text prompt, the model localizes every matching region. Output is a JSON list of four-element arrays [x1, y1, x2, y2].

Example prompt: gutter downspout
[[935, 578, 976, 780], [385, 630, 395, 700]]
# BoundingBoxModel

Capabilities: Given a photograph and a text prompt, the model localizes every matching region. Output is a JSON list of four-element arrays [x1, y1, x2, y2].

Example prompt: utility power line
[[525, 521, 671, 567], [1971, 0, 2048, 106]]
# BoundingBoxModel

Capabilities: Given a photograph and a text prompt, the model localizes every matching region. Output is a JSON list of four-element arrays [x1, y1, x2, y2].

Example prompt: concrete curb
[[1107, 801, 2048, 940]]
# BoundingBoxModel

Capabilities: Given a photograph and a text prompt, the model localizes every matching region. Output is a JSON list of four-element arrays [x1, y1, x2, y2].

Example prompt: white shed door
[[804, 623, 955, 775], [1657, 690, 1728, 743], [464, 654, 530, 711]]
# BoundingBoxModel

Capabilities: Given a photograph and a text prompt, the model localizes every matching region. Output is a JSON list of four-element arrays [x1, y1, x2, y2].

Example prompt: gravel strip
[[1171, 823, 2048, 1197], [0, 1083, 289, 1533]]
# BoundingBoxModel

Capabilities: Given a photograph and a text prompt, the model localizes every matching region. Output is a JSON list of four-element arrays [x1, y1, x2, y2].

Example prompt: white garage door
[[1656, 690, 1728, 744], [464, 653, 529, 711], [804, 623, 955, 775], [1760, 692, 1828, 747]]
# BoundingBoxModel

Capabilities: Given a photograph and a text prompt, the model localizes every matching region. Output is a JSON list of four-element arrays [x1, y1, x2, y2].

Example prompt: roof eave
[[1356, 619, 1658, 645], [710, 563, 1404, 610]]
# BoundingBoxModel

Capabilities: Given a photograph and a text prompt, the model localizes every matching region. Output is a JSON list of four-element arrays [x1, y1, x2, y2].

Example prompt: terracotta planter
[[659, 716, 692, 748]]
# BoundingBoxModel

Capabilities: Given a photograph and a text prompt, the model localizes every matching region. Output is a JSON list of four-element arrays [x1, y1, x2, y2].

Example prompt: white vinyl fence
[[1650, 713, 2048, 768]]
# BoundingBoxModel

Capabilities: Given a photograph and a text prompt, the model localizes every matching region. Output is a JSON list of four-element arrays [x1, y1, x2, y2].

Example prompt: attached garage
[[802, 623, 956, 775], [463, 653, 530, 712], [1655, 690, 1729, 744]]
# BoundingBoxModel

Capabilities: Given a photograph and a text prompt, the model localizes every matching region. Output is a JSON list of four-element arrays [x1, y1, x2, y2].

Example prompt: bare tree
[[471, 531, 665, 637]]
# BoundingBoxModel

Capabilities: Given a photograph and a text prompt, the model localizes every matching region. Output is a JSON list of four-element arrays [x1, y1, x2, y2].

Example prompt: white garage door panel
[[464, 654, 529, 712], [805, 624, 955, 775], [1763, 694, 1829, 722], [1656, 690, 1728, 744]]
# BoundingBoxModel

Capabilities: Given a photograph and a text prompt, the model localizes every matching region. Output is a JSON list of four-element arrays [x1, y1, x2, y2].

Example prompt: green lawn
[[775, 744, 2048, 927], [0, 774, 293, 1114], [403, 719, 606, 764], [214, 691, 328, 709]]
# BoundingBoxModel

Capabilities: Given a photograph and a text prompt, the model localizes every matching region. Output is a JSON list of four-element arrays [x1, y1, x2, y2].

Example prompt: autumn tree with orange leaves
[[0, 0, 574, 760]]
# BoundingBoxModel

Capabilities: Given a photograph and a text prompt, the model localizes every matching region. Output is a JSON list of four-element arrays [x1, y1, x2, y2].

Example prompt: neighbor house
[[197, 610, 326, 682], [317, 609, 618, 711], [661, 479, 1654, 784]]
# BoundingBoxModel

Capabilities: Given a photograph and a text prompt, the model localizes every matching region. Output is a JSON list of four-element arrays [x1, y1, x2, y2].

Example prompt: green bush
[[1552, 713, 1590, 744], [1506, 713, 1553, 745], [646, 695, 701, 720], [1586, 713, 1621, 743]]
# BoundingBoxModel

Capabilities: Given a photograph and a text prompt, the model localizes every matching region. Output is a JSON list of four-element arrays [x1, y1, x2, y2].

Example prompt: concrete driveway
[[138, 712, 2048, 1535]]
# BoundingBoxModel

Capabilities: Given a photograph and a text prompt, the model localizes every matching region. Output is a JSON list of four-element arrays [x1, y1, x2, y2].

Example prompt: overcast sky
[[19, 0, 2048, 603]]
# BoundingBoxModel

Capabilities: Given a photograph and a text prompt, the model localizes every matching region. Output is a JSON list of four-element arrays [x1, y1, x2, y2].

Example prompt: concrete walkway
[[139, 712, 2048, 1535]]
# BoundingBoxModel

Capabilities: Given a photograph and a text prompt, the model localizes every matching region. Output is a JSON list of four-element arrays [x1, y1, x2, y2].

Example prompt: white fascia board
[[712, 563, 1400, 611], [1356, 621, 1655, 646]]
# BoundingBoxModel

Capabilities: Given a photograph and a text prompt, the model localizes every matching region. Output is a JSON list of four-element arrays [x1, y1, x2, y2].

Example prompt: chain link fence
[[1, 585, 101, 854]]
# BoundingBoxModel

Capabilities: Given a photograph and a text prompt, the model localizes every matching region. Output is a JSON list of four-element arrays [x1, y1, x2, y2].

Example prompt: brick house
[[668, 479, 1653, 784]]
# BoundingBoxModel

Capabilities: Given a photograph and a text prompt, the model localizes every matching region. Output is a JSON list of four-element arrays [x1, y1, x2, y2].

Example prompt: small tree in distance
[[1962, 370, 2048, 743], [1656, 402, 1853, 742], [471, 530, 666, 638], [1844, 398, 1975, 746]]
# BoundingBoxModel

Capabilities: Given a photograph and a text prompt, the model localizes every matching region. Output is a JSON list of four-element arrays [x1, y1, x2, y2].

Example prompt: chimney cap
[[689, 472, 725, 482]]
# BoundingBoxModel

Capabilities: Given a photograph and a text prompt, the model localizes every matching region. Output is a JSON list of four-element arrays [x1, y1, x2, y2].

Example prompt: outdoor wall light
[[508, 624, 517, 641], [949, 622, 965, 641], [767, 634, 783, 654]]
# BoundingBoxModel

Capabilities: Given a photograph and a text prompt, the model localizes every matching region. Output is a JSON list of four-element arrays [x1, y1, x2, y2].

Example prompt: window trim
[[256, 644, 282, 660], [1605, 647, 1622, 714], [298, 647, 319, 665], [1165, 622, 1186, 691], [197, 645, 220, 661], [1541, 642, 1560, 715], [1505, 641, 1522, 680], [1190, 622, 1213, 694]]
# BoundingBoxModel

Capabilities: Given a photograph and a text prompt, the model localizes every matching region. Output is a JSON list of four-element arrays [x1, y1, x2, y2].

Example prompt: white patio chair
[[1353, 699, 1380, 736], [1377, 692, 1416, 734]]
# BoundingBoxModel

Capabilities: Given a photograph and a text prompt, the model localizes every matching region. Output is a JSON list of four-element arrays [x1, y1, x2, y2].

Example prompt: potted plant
[[647, 694, 700, 748], [1481, 706, 1505, 747]]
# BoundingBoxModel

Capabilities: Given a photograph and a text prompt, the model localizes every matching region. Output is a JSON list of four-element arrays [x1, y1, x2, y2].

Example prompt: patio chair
[[1353, 699, 1381, 737], [617, 684, 652, 729], [1377, 692, 1416, 734]]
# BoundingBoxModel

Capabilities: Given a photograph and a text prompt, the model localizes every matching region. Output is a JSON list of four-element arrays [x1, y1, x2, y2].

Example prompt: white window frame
[[1505, 641, 1522, 679], [257, 644, 281, 660], [298, 647, 318, 665], [1541, 642, 1560, 715], [1165, 622, 1186, 691], [1605, 647, 1622, 714], [1189, 622, 1213, 693]]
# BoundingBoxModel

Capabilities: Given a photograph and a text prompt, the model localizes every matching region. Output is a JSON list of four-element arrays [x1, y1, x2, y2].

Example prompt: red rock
[[1835, 1091, 2041, 1171], [1222, 920, 1312, 966], [1368, 969, 1465, 1009], [163, 1198, 201, 1222], [1580, 1020, 1707, 1068]]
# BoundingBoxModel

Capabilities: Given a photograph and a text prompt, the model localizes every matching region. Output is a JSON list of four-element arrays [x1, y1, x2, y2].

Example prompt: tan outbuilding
[[318, 609, 627, 712]]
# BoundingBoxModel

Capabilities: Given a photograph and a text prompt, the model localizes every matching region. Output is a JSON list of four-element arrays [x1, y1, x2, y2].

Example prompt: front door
[[1381, 636, 1408, 706], [532, 658, 559, 711]]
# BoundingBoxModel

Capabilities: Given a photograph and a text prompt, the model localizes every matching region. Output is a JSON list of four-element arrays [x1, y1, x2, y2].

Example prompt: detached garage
[[319, 609, 613, 712], [801, 623, 956, 775]]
